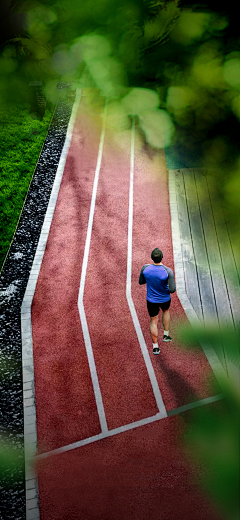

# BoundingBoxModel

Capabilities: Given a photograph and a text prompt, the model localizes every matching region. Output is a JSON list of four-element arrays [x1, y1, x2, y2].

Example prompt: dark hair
[[151, 248, 163, 263]]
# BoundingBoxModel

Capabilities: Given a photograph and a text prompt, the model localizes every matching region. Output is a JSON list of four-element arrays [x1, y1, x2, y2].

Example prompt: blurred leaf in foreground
[[0, 437, 24, 485], [182, 395, 239, 520], [0, 355, 24, 486], [176, 321, 239, 520], [121, 87, 160, 114], [138, 108, 175, 147], [176, 321, 240, 371]]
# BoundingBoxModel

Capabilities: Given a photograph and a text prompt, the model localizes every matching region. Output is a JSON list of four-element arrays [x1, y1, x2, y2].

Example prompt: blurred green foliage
[[0, 102, 53, 270], [0, 355, 25, 486], [0, 0, 239, 513], [176, 321, 240, 520], [182, 395, 239, 520], [177, 321, 240, 370], [0, 437, 24, 484], [0, 0, 239, 263]]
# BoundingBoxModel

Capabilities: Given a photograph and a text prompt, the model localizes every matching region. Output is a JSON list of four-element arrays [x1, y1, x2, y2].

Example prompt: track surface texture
[[31, 92, 222, 519]]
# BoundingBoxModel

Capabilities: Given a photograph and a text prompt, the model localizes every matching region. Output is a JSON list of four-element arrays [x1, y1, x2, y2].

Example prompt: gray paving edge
[[21, 89, 82, 520], [168, 169, 227, 390]]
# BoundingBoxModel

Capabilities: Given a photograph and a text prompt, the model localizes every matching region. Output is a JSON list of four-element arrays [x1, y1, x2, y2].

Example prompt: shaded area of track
[[37, 414, 221, 520]]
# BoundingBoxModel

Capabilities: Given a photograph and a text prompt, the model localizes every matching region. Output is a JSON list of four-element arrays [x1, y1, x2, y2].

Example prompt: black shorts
[[147, 298, 171, 317]]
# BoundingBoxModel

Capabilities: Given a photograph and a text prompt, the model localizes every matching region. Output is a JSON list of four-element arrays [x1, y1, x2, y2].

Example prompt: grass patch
[[0, 102, 54, 271]]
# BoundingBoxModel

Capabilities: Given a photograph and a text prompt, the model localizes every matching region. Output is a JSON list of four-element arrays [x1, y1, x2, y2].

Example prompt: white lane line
[[35, 393, 224, 460], [167, 393, 224, 416], [36, 412, 163, 460], [78, 101, 108, 435], [126, 117, 167, 419], [21, 89, 82, 520]]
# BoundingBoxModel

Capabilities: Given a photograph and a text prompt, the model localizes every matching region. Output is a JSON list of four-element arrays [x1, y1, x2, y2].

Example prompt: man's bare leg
[[149, 315, 159, 343], [162, 309, 172, 341], [162, 310, 170, 331], [149, 315, 160, 354]]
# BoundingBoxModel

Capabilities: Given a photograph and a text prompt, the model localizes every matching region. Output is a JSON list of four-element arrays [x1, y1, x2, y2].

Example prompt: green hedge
[[0, 103, 54, 271]]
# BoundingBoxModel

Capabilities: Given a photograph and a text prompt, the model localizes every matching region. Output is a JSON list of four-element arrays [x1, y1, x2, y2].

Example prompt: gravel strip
[[0, 87, 76, 520]]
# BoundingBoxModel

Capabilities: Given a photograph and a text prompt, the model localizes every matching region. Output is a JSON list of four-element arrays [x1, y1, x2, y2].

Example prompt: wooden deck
[[169, 168, 240, 380]]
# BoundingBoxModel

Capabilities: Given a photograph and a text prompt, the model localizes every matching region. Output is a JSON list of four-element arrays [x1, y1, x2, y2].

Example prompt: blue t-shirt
[[139, 264, 176, 303]]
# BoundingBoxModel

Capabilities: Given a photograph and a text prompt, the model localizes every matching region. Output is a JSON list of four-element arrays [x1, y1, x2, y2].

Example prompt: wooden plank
[[183, 169, 218, 323], [194, 171, 235, 376], [207, 174, 240, 277], [172, 168, 238, 379], [175, 170, 203, 321], [195, 171, 233, 329], [224, 222, 240, 277], [182, 169, 229, 370], [205, 175, 240, 383], [205, 176, 240, 329]]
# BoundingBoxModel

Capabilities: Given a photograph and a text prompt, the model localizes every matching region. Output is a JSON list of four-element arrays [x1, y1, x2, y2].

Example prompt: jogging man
[[139, 248, 176, 355]]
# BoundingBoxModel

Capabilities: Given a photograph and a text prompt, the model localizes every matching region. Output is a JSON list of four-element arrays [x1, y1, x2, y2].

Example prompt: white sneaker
[[163, 335, 172, 342]]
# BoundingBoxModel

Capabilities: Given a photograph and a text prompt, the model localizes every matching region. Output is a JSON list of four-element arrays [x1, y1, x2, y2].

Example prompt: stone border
[[0, 88, 76, 520], [168, 169, 227, 390], [21, 89, 82, 520]]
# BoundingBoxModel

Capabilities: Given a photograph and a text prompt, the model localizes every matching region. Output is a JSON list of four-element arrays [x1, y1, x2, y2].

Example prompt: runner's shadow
[[157, 353, 200, 412]]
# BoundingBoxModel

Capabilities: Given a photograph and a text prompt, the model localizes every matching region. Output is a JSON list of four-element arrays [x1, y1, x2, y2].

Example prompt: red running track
[[31, 91, 221, 519]]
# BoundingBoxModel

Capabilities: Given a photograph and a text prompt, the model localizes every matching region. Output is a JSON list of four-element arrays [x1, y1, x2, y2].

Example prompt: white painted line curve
[[126, 118, 167, 419], [78, 100, 108, 435]]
